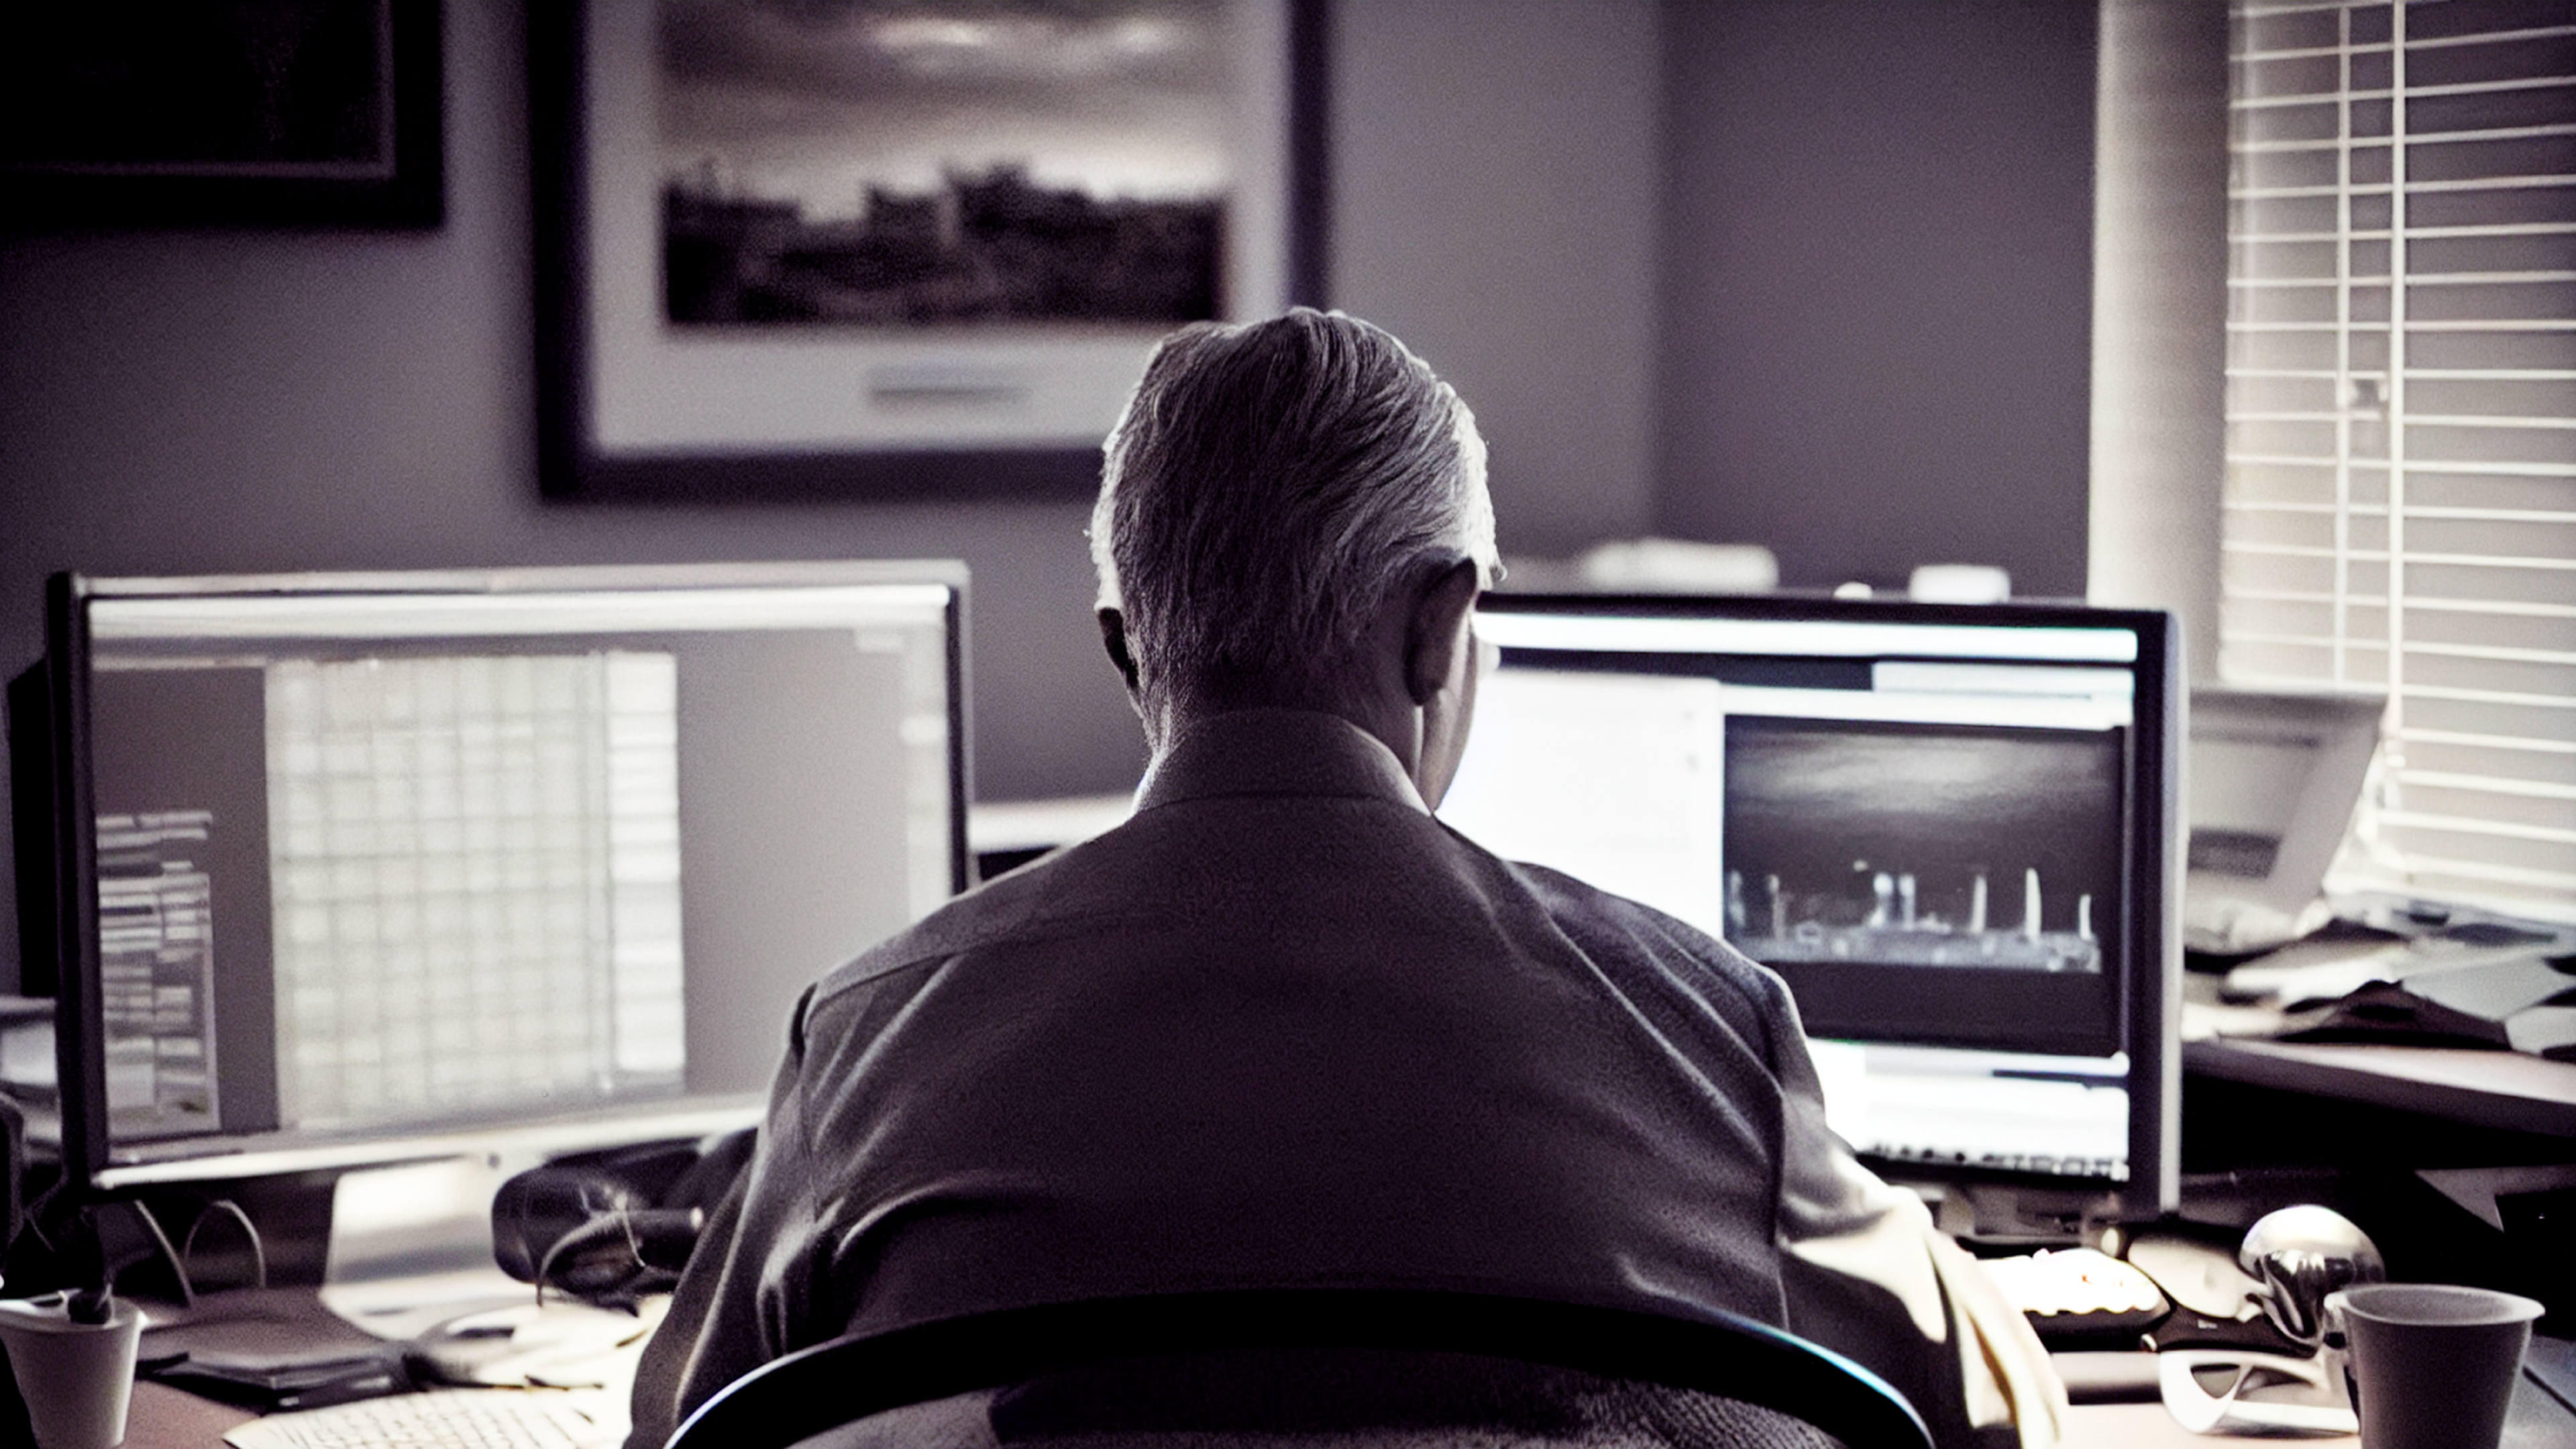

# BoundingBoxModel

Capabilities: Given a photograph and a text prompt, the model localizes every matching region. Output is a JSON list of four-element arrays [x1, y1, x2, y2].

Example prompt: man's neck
[[1135, 706, 1430, 814], [1152, 688, 1421, 794]]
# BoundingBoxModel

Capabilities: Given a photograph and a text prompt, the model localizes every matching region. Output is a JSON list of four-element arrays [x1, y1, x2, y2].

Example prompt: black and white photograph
[[1721, 717, 2124, 975], [535, 0, 1314, 501], [659, 0, 1232, 329]]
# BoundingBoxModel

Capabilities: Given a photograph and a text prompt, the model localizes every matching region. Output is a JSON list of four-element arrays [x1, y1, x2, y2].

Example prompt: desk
[[97, 989, 2576, 1448], [2187, 1037, 2576, 1138], [83, 1387, 2402, 1449], [109, 1350, 2576, 1448], [100, 1377, 2295, 1448], [2055, 1373, 2573, 1449], [2061, 1399, 2331, 1449], [125, 1380, 252, 1448]]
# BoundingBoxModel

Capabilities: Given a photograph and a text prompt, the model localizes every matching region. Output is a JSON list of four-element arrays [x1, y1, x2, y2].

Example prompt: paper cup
[[0, 1295, 142, 1449], [2326, 1283, 2542, 1449]]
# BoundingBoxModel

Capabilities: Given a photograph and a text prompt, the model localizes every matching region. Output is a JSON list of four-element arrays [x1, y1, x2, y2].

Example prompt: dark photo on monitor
[[1718, 714, 2131, 1065], [1722, 716, 2125, 976]]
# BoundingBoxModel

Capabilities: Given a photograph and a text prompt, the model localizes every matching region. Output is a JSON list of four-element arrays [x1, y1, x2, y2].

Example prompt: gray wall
[[1332, 0, 1664, 556], [1655, 0, 2100, 598], [0, 0, 1665, 987]]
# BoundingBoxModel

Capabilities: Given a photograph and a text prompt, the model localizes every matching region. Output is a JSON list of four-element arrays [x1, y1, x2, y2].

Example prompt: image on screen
[[1439, 598, 2172, 1193], [44, 568, 966, 1183], [1721, 717, 2123, 977]]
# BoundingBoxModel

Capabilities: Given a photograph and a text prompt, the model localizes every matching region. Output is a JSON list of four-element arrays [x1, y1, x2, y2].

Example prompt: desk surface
[[109, 1015, 2576, 1448], [2067, 1372, 2575, 1449], [127, 1381, 253, 1449], [2186, 1035, 2576, 1136], [111, 1371, 2339, 1444], [124, 1379, 2208, 1449], [122, 1362, 2576, 1448]]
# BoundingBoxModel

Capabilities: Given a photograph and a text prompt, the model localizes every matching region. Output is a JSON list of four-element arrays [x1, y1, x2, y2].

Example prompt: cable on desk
[[123, 1197, 196, 1308], [17, 1170, 67, 1260], [182, 1197, 269, 1293]]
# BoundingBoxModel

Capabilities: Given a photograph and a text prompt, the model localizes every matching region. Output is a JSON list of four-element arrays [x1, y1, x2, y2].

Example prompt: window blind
[[2223, 0, 2576, 916]]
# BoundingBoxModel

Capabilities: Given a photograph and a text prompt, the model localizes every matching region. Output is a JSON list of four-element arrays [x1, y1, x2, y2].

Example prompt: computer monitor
[[1439, 593, 2182, 1218], [14, 563, 969, 1191], [2184, 686, 2384, 952]]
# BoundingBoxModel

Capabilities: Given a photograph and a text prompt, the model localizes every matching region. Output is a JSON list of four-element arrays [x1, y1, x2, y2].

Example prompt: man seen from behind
[[629, 309, 2063, 1449]]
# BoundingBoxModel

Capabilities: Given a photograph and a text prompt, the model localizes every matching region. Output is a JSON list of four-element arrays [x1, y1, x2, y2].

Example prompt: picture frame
[[0, 1, 443, 231], [531, 0, 1328, 503]]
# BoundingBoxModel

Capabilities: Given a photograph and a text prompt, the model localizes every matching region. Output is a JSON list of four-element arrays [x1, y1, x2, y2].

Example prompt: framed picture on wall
[[532, 0, 1327, 503], [0, 0, 443, 230]]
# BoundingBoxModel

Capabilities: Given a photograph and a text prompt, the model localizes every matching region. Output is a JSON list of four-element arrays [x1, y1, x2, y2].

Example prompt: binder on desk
[[135, 1288, 414, 1412]]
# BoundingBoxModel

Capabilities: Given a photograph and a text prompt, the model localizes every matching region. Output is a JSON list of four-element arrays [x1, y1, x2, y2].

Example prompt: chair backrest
[[665, 1287, 1934, 1449]]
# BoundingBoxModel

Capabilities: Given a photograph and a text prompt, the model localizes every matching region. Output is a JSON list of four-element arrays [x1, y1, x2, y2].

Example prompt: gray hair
[[1091, 308, 1495, 715]]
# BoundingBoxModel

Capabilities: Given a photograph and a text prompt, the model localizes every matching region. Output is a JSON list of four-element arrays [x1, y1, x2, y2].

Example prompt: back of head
[[1092, 308, 1494, 721]]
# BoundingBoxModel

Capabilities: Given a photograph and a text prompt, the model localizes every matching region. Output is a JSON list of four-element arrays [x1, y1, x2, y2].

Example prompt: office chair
[[665, 1286, 1934, 1449]]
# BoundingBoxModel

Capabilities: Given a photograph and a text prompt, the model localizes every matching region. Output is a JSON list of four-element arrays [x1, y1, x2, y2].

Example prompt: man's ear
[[1096, 607, 1142, 694], [1403, 559, 1483, 706]]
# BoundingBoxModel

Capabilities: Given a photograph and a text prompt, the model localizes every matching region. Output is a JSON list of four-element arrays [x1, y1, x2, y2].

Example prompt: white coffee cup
[[0, 1293, 143, 1449], [2324, 1282, 2542, 1449]]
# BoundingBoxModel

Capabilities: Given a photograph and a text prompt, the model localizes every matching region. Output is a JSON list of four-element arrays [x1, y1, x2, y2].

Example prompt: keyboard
[[1984, 1247, 2167, 1316], [1981, 1246, 2171, 1346], [223, 1389, 625, 1449]]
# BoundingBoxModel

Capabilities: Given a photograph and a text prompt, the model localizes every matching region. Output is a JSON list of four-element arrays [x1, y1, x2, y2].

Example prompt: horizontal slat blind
[[2224, 0, 2576, 916]]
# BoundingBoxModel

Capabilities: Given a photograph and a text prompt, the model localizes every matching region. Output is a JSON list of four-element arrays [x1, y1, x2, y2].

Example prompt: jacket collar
[[1134, 708, 1430, 816]]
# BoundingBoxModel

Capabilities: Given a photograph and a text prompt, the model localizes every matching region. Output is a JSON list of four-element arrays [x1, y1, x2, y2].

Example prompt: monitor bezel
[[38, 560, 972, 1193], [1470, 591, 2184, 1219]]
